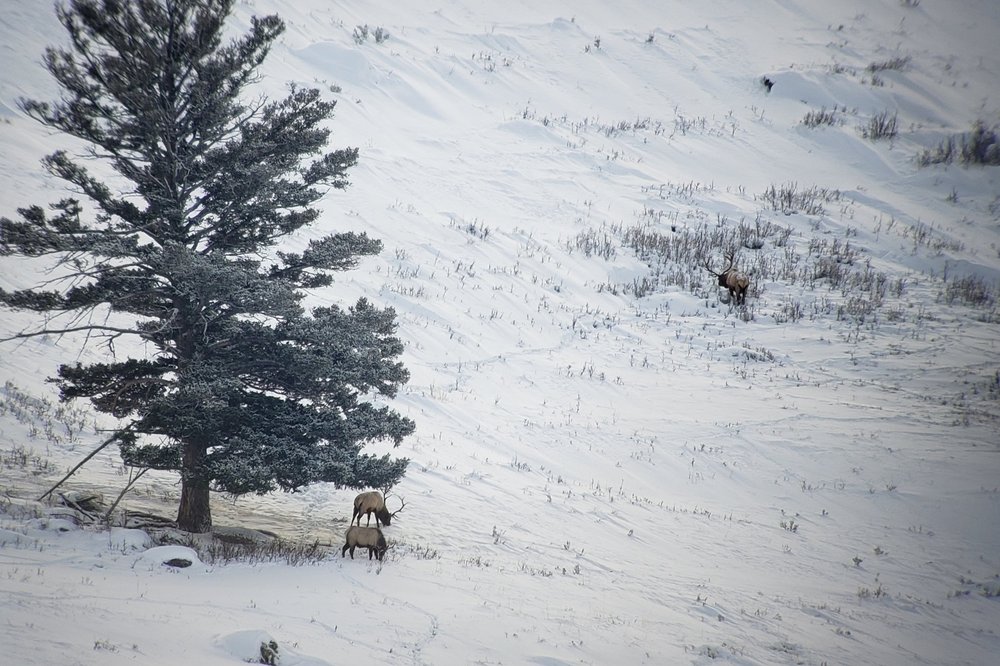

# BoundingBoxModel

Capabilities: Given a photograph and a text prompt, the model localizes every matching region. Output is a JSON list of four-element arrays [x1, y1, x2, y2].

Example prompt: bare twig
[[38, 434, 118, 502], [104, 466, 150, 522]]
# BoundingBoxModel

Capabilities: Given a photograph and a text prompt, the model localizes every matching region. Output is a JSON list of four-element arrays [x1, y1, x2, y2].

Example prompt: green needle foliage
[[0, 0, 413, 532]]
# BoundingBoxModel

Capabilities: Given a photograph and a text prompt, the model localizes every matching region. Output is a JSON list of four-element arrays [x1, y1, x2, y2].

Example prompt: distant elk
[[352, 490, 405, 528], [704, 250, 751, 305], [342, 526, 388, 561]]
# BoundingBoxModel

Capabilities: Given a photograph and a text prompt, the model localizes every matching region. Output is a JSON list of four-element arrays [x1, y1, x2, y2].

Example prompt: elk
[[704, 250, 750, 305], [342, 525, 388, 561], [352, 490, 405, 528]]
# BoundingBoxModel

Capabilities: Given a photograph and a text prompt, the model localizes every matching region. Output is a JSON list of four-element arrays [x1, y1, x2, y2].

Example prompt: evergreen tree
[[0, 0, 413, 532]]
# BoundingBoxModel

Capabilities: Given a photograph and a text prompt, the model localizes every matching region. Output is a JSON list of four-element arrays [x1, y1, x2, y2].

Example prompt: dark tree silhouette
[[0, 0, 413, 532]]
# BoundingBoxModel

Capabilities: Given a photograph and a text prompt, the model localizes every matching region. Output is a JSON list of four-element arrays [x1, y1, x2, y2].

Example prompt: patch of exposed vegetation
[[867, 56, 910, 73], [860, 110, 898, 141], [918, 121, 1000, 167], [759, 182, 842, 216], [802, 107, 840, 128]]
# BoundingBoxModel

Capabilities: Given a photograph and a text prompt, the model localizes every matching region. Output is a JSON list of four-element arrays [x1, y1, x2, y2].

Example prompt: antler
[[722, 248, 737, 270], [389, 496, 406, 518], [701, 254, 720, 276]]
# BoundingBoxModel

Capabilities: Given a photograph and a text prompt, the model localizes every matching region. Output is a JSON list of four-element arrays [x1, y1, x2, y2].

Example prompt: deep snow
[[2, 1, 999, 664]]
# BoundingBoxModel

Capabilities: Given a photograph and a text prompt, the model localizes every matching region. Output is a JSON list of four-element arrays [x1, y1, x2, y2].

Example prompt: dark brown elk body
[[717, 268, 750, 305], [342, 526, 388, 561], [705, 251, 750, 305]]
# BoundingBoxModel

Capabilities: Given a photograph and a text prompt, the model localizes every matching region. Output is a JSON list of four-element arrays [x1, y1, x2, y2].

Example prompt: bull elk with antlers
[[704, 250, 750, 305], [352, 490, 405, 528]]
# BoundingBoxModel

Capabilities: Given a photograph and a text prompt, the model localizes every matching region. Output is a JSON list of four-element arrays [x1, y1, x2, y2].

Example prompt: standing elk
[[352, 490, 405, 528], [704, 250, 750, 305], [342, 525, 388, 561]]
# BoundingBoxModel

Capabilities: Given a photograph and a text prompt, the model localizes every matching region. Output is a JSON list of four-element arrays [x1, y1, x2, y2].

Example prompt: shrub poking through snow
[[860, 109, 898, 140], [801, 107, 839, 128], [918, 121, 1000, 166], [867, 55, 910, 73]]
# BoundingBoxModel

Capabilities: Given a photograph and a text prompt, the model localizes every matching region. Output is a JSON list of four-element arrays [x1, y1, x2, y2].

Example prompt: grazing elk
[[342, 525, 388, 561], [352, 490, 405, 528], [704, 250, 751, 305]]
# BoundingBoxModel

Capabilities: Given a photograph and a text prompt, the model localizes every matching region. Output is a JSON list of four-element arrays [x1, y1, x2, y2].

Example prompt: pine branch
[[1, 323, 144, 344]]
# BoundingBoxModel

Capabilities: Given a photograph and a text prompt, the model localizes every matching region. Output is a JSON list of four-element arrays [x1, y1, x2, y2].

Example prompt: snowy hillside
[[2, 1, 999, 664]]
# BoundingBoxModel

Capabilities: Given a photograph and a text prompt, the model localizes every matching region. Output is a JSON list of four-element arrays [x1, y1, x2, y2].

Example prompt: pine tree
[[0, 0, 413, 532]]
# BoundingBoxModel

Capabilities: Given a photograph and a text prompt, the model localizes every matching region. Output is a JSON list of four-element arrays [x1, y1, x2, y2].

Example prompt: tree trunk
[[176, 441, 212, 532]]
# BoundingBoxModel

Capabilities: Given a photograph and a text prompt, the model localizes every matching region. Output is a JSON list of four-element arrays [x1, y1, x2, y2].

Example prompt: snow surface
[[2, 1, 999, 664]]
